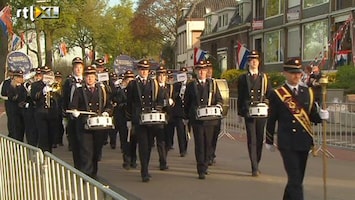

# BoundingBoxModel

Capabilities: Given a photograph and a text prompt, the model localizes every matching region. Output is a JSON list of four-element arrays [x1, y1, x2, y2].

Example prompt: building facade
[[177, 0, 355, 74]]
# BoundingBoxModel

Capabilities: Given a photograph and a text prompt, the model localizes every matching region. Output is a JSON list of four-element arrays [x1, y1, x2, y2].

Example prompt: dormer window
[[218, 13, 229, 28]]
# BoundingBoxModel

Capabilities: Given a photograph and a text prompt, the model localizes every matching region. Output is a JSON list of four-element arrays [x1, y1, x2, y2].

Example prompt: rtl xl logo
[[16, 6, 60, 21]]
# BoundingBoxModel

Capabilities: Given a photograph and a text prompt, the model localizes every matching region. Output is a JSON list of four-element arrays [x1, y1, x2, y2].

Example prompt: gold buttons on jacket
[[292, 129, 296, 133], [292, 120, 296, 123]]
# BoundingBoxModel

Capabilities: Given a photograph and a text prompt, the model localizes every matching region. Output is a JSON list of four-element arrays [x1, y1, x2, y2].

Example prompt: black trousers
[[116, 115, 137, 166], [23, 107, 38, 146], [192, 123, 214, 175], [210, 119, 221, 160], [279, 149, 309, 200], [166, 117, 188, 154], [151, 125, 168, 167], [244, 117, 266, 172], [11, 108, 25, 142], [69, 118, 81, 169], [136, 124, 166, 177], [34, 110, 58, 153], [5, 101, 16, 138], [80, 130, 106, 177]]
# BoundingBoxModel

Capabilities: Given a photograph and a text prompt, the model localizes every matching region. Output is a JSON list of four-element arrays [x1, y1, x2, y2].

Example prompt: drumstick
[[185, 124, 191, 140], [66, 109, 97, 115], [127, 127, 131, 142]]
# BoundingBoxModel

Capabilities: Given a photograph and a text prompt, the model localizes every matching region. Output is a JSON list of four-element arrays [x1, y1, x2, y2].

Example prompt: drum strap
[[99, 83, 106, 114], [208, 79, 213, 106], [82, 86, 90, 112], [193, 81, 201, 107], [275, 86, 314, 138]]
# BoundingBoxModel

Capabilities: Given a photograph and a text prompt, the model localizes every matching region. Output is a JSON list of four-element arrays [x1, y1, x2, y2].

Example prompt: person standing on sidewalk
[[237, 50, 272, 176], [265, 58, 329, 200]]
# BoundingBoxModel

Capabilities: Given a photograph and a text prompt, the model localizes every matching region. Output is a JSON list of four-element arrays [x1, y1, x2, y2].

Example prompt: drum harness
[[136, 78, 159, 112], [247, 73, 268, 104], [82, 83, 106, 117], [193, 79, 217, 107]]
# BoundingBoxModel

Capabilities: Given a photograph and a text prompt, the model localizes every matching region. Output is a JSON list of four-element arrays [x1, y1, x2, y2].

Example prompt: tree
[[0, 0, 9, 80]]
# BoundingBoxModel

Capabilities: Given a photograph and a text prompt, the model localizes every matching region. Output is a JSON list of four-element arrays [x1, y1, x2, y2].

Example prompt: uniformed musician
[[126, 59, 168, 182], [168, 67, 189, 157], [62, 57, 84, 168], [31, 66, 61, 153], [112, 70, 138, 169], [154, 66, 172, 170], [184, 60, 223, 180], [69, 65, 112, 178], [0, 69, 15, 137], [205, 60, 221, 165], [265, 58, 329, 199], [237, 50, 272, 176], [6, 70, 26, 141], [53, 71, 64, 147]]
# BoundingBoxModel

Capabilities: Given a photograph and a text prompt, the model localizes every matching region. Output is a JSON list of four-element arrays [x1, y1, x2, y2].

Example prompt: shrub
[[267, 72, 285, 88], [327, 65, 355, 94], [221, 69, 245, 83]]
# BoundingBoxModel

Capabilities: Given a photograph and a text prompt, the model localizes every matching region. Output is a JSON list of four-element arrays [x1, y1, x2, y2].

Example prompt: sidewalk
[[53, 133, 355, 200], [1, 106, 354, 200]]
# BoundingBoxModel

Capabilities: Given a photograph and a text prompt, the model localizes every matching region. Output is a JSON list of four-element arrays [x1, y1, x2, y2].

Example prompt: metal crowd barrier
[[220, 98, 355, 151], [0, 135, 127, 200]]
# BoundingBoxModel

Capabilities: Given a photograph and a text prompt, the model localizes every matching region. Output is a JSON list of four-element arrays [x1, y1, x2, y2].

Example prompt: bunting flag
[[0, 5, 13, 35], [193, 47, 207, 64], [10, 34, 22, 51], [236, 41, 249, 70], [103, 54, 109, 63], [59, 42, 67, 57]]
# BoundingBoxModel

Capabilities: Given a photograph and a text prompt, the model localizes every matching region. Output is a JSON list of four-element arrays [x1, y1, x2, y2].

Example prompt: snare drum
[[248, 103, 268, 118], [86, 116, 114, 130], [140, 112, 167, 125], [196, 106, 222, 121]]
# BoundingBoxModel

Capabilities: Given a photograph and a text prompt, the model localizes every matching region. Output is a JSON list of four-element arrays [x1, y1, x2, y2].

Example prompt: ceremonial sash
[[275, 86, 314, 138]]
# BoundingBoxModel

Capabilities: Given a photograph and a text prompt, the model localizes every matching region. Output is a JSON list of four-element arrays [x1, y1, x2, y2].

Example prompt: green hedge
[[327, 65, 355, 94]]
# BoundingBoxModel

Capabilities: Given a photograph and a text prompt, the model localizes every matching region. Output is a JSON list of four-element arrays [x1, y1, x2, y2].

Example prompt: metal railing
[[0, 135, 127, 200], [221, 98, 355, 150]]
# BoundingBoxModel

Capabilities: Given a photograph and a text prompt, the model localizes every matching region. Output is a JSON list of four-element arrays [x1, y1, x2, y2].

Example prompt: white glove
[[265, 143, 276, 152], [319, 109, 329, 120], [102, 112, 109, 117], [126, 121, 132, 129], [183, 119, 188, 126], [42, 85, 52, 94], [62, 118, 68, 128], [168, 98, 174, 106], [72, 109, 80, 118], [216, 104, 223, 113], [25, 103, 30, 108]]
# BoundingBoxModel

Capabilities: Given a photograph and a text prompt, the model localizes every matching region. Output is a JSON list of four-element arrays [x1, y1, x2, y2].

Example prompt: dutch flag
[[194, 47, 207, 65], [236, 42, 250, 70]]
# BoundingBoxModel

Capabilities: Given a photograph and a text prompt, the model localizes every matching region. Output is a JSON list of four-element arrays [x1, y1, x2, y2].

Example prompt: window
[[303, 0, 329, 8], [288, 0, 300, 8], [303, 20, 328, 60], [205, 15, 212, 34], [218, 13, 229, 28], [264, 30, 283, 63], [266, 0, 284, 18], [287, 27, 300, 58]]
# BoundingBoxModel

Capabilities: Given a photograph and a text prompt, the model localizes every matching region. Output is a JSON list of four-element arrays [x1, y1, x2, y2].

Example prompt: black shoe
[[142, 176, 150, 182], [160, 165, 169, 170], [208, 159, 213, 166], [122, 163, 130, 170], [110, 144, 116, 149], [130, 163, 137, 168], [198, 173, 206, 179], [180, 152, 186, 157], [205, 170, 210, 175]]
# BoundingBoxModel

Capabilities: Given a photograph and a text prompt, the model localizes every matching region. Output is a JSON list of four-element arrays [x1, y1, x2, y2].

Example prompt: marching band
[[0, 54, 329, 194]]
